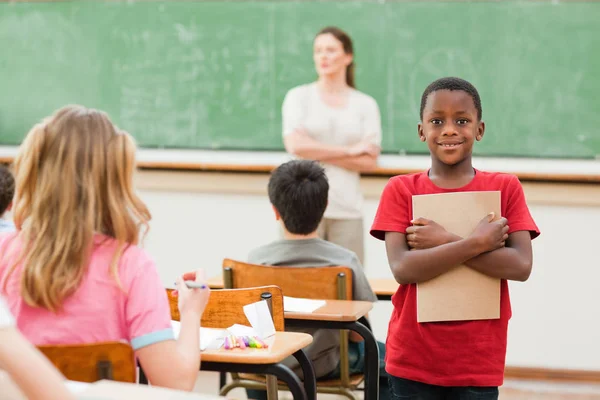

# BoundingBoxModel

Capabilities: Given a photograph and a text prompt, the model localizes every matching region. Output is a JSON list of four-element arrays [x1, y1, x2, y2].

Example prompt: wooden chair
[[166, 285, 284, 331], [37, 342, 136, 383], [220, 258, 363, 400]]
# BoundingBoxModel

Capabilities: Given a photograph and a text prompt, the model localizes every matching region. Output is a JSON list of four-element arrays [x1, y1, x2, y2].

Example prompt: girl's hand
[[173, 269, 210, 319]]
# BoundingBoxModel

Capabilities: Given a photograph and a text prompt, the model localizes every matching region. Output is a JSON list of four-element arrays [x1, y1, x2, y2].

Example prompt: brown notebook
[[412, 191, 501, 323]]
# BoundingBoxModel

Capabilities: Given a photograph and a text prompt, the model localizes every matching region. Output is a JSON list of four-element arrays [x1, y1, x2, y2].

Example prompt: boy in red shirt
[[371, 77, 540, 399]]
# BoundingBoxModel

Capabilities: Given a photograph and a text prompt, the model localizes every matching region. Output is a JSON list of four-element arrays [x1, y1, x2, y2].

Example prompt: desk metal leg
[[349, 321, 379, 400], [292, 349, 316, 400], [265, 364, 305, 400], [266, 375, 279, 400], [286, 320, 379, 400], [201, 361, 307, 400], [219, 372, 226, 389]]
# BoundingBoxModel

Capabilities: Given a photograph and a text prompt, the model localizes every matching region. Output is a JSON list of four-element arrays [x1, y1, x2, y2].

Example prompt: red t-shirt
[[370, 169, 540, 387]]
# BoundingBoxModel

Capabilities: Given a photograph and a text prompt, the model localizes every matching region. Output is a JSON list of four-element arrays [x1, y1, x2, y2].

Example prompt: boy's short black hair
[[268, 160, 328, 235], [0, 165, 15, 215], [420, 77, 482, 121]]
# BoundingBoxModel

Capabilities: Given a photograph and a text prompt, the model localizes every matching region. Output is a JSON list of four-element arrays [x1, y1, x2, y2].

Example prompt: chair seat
[[238, 372, 365, 388]]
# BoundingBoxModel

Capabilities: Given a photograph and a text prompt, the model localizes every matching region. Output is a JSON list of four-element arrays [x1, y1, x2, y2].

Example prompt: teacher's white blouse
[[282, 82, 382, 219]]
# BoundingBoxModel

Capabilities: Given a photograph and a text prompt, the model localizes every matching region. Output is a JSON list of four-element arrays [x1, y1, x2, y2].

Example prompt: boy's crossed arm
[[386, 214, 533, 285]]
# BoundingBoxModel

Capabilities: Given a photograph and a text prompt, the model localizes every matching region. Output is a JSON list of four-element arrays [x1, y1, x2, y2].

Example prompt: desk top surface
[[206, 274, 224, 289], [368, 278, 399, 296], [0, 373, 224, 400], [285, 299, 373, 322], [200, 331, 312, 364]]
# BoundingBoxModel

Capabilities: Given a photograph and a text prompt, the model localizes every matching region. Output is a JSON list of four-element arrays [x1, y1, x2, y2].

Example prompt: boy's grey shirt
[[248, 237, 377, 378]]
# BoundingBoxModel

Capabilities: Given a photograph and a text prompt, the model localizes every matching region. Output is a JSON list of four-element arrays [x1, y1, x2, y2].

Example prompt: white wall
[[138, 172, 600, 371]]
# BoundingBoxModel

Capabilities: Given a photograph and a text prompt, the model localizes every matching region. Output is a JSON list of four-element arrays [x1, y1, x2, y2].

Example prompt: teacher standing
[[282, 26, 382, 265]]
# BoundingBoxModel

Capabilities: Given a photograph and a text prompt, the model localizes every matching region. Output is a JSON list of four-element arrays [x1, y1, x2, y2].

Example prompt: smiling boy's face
[[418, 89, 485, 167]]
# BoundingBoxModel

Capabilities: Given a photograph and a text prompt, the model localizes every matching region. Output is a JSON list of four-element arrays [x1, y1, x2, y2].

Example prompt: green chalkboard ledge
[[1, 146, 599, 184]]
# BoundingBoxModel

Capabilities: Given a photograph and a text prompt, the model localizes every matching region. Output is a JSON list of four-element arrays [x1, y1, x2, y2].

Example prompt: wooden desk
[[202, 332, 315, 400], [285, 300, 372, 322], [80, 381, 226, 399], [200, 331, 311, 364], [205, 278, 380, 400], [207, 274, 225, 289], [0, 372, 224, 400], [207, 275, 398, 301], [284, 300, 378, 400], [205, 276, 383, 399], [138, 332, 314, 400], [368, 278, 399, 301], [203, 332, 314, 400]]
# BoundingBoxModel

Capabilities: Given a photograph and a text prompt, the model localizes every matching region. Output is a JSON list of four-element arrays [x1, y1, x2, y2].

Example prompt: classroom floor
[[500, 379, 600, 400], [193, 372, 600, 399]]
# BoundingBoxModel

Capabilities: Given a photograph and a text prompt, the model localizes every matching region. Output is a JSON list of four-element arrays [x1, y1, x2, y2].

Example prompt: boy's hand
[[406, 217, 458, 250], [469, 213, 509, 253], [174, 269, 211, 319]]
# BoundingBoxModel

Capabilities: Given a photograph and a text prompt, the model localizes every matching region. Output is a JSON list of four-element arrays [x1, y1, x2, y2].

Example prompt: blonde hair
[[4, 105, 150, 312]]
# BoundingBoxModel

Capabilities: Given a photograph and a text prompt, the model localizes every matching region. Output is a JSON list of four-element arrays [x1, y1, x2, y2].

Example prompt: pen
[[173, 281, 208, 289]]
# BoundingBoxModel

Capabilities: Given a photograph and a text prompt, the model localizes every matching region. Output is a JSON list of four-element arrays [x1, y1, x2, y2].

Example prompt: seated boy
[[246, 159, 388, 400], [0, 166, 15, 233]]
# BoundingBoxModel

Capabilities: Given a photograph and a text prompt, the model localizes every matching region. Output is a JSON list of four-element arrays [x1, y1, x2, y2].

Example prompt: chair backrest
[[166, 285, 285, 331], [37, 342, 135, 383], [222, 258, 353, 300]]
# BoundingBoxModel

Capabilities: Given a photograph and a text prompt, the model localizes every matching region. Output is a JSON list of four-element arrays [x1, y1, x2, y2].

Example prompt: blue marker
[[174, 281, 207, 289]]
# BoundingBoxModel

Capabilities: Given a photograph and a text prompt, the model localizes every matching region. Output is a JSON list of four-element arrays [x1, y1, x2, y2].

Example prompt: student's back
[[249, 237, 369, 285], [0, 105, 210, 391], [0, 233, 167, 347], [249, 237, 376, 378]]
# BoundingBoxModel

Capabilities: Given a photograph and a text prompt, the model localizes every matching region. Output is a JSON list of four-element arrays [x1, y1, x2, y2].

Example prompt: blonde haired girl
[[0, 105, 209, 391]]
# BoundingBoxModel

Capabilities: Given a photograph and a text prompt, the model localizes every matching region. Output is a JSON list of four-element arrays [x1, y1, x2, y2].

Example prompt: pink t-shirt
[[0, 233, 174, 350]]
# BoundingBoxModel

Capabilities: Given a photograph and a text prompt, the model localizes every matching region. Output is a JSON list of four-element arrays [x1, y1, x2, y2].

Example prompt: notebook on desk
[[283, 296, 326, 313]]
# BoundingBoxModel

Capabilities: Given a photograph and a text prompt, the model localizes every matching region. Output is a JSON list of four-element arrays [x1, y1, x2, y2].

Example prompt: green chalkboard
[[1, 1, 599, 158]]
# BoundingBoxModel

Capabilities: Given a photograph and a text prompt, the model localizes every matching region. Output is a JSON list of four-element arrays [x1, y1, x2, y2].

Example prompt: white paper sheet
[[242, 300, 276, 339], [283, 296, 326, 313], [170, 321, 226, 350], [66, 380, 90, 394], [226, 323, 258, 337]]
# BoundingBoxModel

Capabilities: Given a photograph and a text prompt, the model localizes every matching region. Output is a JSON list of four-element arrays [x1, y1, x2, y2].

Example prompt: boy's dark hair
[[420, 77, 482, 121], [268, 160, 328, 235], [0, 165, 15, 215]]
